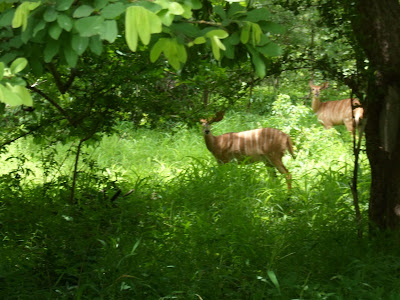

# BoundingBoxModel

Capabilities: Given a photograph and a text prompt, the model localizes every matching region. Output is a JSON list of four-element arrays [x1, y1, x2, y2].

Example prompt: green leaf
[[136, 7, 150, 45], [247, 45, 266, 78], [206, 29, 229, 39], [71, 34, 89, 55], [94, 0, 109, 10], [186, 0, 202, 10], [73, 5, 94, 18], [223, 42, 234, 59], [75, 16, 104, 37], [257, 42, 282, 57], [44, 6, 58, 22], [168, 2, 184, 15], [33, 20, 46, 37], [240, 22, 250, 44], [210, 37, 220, 60], [225, 32, 240, 46], [101, 2, 125, 19], [245, 8, 270, 22], [11, 85, 33, 106], [267, 270, 281, 295], [214, 5, 226, 20], [89, 36, 103, 55], [125, 6, 162, 52], [150, 38, 167, 62], [49, 22, 63, 40], [56, 0, 74, 11], [0, 62, 4, 81], [57, 14, 73, 31], [0, 84, 23, 106], [228, 3, 246, 18], [0, 10, 15, 27], [193, 36, 206, 44], [251, 23, 262, 45], [44, 39, 60, 62], [100, 20, 118, 43], [150, 38, 186, 69], [260, 21, 286, 34], [10, 57, 28, 74], [64, 45, 78, 67]]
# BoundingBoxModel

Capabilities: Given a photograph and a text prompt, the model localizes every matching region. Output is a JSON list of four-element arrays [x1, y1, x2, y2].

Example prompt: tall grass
[[2, 94, 397, 300]]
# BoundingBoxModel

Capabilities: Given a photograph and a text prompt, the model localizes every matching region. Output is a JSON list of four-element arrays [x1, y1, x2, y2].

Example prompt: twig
[[350, 90, 362, 238], [28, 85, 75, 126]]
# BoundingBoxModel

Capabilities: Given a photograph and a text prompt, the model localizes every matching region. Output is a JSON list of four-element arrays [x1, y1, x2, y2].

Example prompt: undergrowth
[[2, 96, 398, 299]]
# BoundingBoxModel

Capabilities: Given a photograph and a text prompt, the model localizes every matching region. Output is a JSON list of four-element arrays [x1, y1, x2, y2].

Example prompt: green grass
[[2, 97, 397, 299]]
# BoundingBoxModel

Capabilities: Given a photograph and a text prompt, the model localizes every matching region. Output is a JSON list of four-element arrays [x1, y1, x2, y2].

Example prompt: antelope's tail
[[354, 107, 363, 127], [286, 136, 296, 159]]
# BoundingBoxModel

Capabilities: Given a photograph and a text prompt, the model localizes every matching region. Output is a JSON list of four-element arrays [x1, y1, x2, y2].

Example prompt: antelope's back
[[318, 98, 355, 124], [214, 127, 290, 162]]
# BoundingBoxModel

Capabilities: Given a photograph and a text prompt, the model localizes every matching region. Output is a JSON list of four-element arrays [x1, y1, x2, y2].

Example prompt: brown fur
[[309, 81, 364, 135], [200, 118, 295, 189]]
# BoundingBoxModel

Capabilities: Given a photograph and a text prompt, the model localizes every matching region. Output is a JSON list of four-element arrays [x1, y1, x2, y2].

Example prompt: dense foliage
[[3, 89, 390, 298], [2, 0, 400, 298]]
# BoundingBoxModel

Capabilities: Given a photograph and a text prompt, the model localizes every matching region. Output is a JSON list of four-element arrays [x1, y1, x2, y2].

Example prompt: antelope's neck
[[204, 132, 216, 152], [311, 96, 321, 113]]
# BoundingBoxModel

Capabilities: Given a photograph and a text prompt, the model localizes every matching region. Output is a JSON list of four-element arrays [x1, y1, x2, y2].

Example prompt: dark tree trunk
[[351, 0, 400, 231]]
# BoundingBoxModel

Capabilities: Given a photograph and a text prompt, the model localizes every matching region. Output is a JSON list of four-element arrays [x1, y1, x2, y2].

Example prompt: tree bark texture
[[352, 0, 400, 230]]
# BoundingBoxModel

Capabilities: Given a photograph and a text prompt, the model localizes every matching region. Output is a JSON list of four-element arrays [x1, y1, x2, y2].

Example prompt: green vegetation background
[[1, 87, 399, 299]]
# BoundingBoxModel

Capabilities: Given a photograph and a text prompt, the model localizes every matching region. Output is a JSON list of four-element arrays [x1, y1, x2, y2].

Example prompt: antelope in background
[[309, 81, 364, 137], [200, 112, 295, 189]]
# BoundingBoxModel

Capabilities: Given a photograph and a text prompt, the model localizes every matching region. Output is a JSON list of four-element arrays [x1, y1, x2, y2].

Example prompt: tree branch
[[28, 85, 75, 126], [0, 117, 64, 150]]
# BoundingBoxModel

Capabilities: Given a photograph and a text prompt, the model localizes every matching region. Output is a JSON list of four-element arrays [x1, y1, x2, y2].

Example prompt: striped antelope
[[309, 81, 364, 135], [200, 112, 295, 189]]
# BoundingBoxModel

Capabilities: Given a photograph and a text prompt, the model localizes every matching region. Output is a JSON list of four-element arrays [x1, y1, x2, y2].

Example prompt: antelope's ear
[[308, 80, 314, 87], [200, 119, 207, 125], [322, 82, 329, 89], [212, 111, 225, 123]]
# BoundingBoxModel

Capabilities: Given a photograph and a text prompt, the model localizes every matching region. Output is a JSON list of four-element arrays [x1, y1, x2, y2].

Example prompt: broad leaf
[[0, 62, 4, 81], [0, 84, 24, 106], [125, 6, 162, 52], [206, 30, 229, 39], [71, 34, 89, 55], [49, 23, 63, 40], [168, 2, 184, 15], [245, 8, 270, 22], [44, 39, 60, 62], [150, 39, 167, 62], [44, 6, 58, 22], [260, 21, 286, 34], [10, 57, 28, 74], [9, 85, 33, 106], [101, 2, 125, 19], [75, 16, 104, 37], [100, 20, 118, 43], [56, 0, 74, 11], [240, 22, 250, 44], [73, 5, 94, 18], [257, 42, 282, 57], [89, 36, 103, 55], [57, 14, 73, 31], [64, 45, 78, 67]]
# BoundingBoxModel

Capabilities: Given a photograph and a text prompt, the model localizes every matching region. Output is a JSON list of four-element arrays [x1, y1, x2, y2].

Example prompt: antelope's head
[[200, 111, 225, 135], [309, 81, 329, 98], [200, 119, 211, 134]]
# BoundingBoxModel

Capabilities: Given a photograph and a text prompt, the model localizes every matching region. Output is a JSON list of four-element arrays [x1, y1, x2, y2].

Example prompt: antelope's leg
[[269, 159, 292, 190]]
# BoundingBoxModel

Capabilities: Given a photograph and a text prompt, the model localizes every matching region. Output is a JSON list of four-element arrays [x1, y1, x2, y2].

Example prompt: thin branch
[[0, 117, 64, 150], [46, 63, 77, 94], [27, 85, 74, 126], [69, 124, 101, 204], [46, 63, 64, 93]]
